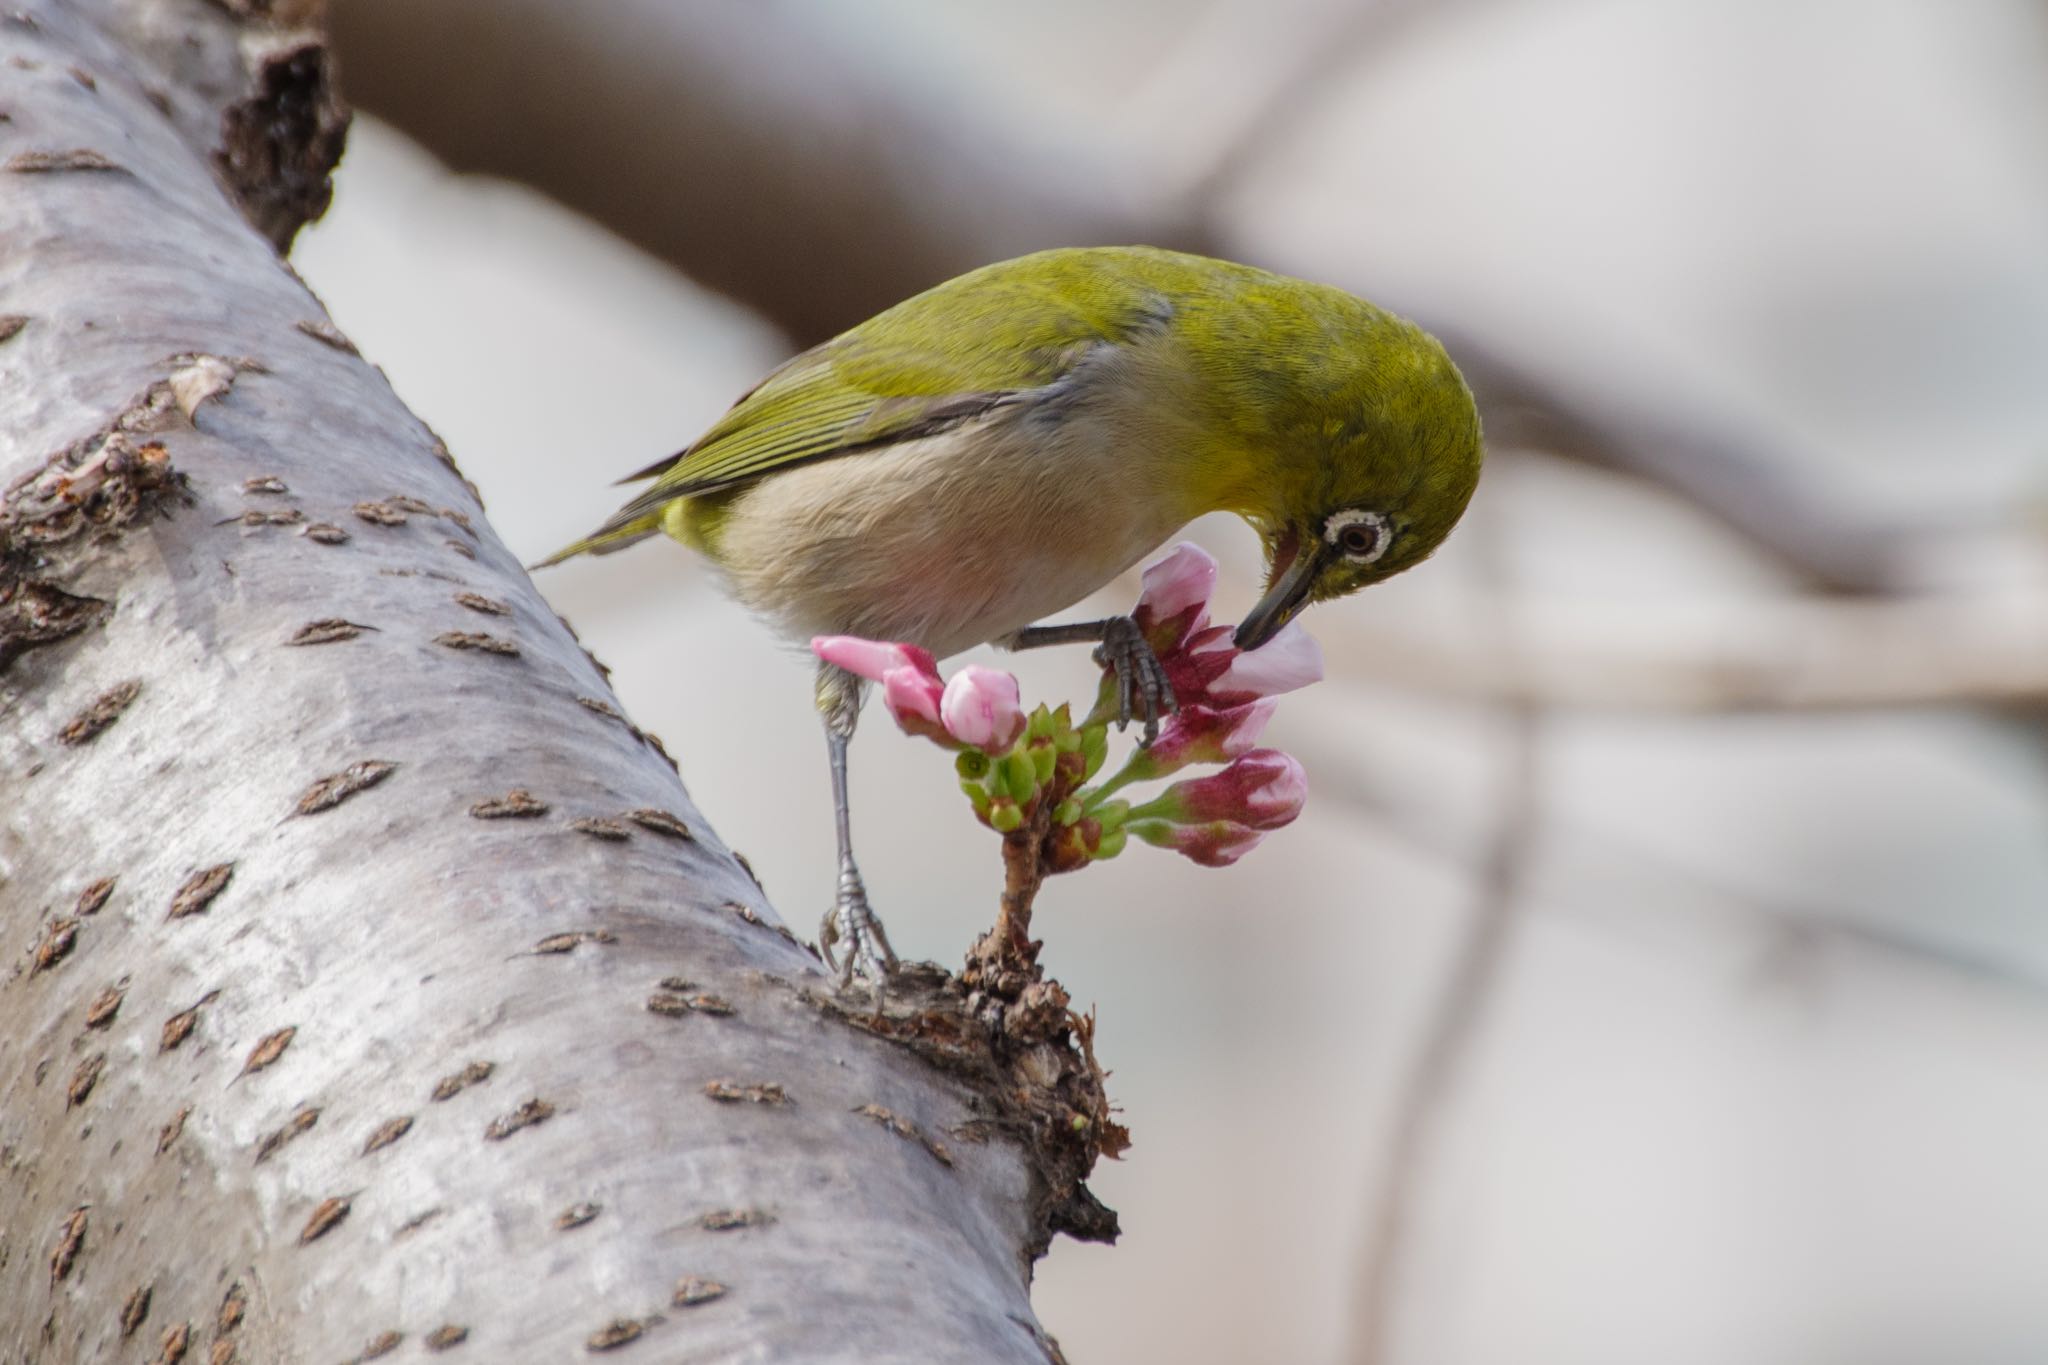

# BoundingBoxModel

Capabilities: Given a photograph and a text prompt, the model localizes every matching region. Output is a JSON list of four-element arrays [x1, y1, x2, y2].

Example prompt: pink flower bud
[[1128, 819, 1266, 867], [1132, 542, 1217, 652], [940, 665, 1027, 752], [1118, 699, 1277, 783], [1206, 622, 1323, 705], [1133, 748, 1306, 831], [1098, 544, 1325, 728], [1162, 699, 1275, 763], [811, 634, 955, 743], [810, 635, 941, 687], [881, 665, 946, 735]]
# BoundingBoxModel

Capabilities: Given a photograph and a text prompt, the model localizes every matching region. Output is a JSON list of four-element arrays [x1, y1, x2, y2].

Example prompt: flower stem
[[1082, 765, 1140, 809], [995, 794, 1055, 958]]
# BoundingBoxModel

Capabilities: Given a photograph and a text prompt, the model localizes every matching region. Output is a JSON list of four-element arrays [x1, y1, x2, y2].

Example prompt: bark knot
[[214, 36, 348, 251], [2, 432, 187, 673], [814, 944, 1127, 1262]]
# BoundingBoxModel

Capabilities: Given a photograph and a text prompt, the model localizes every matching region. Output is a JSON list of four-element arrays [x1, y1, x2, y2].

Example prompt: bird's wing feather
[[547, 248, 1202, 564], [626, 345, 1019, 498], [579, 342, 1028, 547]]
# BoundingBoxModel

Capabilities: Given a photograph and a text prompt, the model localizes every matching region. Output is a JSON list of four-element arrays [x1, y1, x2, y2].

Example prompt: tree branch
[[327, 0, 1203, 345], [1326, 583, 2048, 710], [1, 4, 1091, 1358]]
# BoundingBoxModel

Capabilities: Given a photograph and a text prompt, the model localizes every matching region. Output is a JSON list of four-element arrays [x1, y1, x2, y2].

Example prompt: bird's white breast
[[706, 370, 1201, 658]]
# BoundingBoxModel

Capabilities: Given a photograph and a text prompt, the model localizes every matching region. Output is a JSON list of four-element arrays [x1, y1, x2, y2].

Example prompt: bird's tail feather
[[528, 512, 662, 570]]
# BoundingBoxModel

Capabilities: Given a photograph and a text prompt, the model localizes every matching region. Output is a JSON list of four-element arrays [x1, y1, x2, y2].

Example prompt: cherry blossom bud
[[810, 634, 952, 741], [1127, 819, 1265, 867], [810, 635, 940, 685], [1130, 749, 1306, 832], [1131, 542, 1217, 652], [881, 665, 947, 737], [939, 665, 1027, 752], [1119, 699, 1277, 783]]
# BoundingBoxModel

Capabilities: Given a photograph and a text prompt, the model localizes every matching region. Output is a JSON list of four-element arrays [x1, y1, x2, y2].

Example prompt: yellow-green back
[[537, 246, 1481, 591]]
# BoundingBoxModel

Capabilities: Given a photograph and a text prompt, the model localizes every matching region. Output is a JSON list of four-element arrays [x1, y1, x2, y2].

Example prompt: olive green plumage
[[539, 244, 1482, 982], [540, 245, 1482, 655]]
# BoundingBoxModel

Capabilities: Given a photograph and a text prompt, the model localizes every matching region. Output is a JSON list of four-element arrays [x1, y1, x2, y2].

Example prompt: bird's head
[[1209, 301, 1484, 649]]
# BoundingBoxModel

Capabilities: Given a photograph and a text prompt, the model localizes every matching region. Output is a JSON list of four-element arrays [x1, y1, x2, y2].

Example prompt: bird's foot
[[817, 863, 898, 988], [1094, 615, 1178, 746]]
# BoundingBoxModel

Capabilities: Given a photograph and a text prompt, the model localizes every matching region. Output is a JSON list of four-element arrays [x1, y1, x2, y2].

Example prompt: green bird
[[539, 246, 1482, 979]]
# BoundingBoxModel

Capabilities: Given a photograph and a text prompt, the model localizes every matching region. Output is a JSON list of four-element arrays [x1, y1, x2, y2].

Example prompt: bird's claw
[[818, 862, 897, 988], [1093, 615, 1178, 746]]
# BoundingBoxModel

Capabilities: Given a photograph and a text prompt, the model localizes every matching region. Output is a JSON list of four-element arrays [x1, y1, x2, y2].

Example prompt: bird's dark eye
[[1324, 509, 1391, 563]]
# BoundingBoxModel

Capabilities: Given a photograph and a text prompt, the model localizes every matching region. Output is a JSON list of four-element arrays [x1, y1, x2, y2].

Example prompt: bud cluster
[[812, 542, 1320, 874]]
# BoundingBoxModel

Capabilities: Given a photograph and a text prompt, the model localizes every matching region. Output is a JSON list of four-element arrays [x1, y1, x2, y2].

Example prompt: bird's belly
[[704, 419, 1187, 658]]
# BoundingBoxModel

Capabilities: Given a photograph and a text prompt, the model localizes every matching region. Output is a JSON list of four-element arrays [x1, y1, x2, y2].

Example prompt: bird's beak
[[1235, 538, 1321, 650]]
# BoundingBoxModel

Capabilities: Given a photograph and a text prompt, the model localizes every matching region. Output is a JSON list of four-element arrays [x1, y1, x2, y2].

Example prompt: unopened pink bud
[[811, 635, 941, 687], [881, 665, 947, 737], [940, 665, 1028, 752], [1128, 818, 1266, 867], [1134, 749, 1306, 831], [1132, 542, 1217, 652], [1160, 699, 1276, 766]]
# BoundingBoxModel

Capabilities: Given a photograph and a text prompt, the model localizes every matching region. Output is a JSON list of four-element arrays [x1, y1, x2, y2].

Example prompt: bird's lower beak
[[1235, 543, 1321, 650]]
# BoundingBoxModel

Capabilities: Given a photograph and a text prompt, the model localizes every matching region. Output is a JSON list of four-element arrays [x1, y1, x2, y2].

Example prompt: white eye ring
[[1324, 509, 1391, 564]]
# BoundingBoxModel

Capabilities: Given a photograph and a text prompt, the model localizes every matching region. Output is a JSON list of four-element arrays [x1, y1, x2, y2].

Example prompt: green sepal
[[1081, 673, 1119, 730], [960, 779, 993, 822], [1030, 742, 1058, 784], [1126, 790, 1184, 825], [1079, 724, 1110, 780], [989, 799, 1024, 833], [998, 751, 1038, 803], [1090, 798, 1130, 831]]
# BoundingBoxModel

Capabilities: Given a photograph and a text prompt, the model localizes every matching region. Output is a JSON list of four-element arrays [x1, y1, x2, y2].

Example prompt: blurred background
[[298, 2, 2048, 1361]]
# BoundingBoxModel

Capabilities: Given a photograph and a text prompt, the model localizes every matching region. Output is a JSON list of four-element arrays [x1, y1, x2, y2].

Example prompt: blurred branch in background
[[1348, 711, 1537, 1365], [1133, 0, 1455, 211], [328, 0, 1959, 596], [1321, 730, 2048, 997], [327, 0, 1198, 343], [1332, 579, 2048, 709], [1345, 501, 1541, 1365], [1420, 345, 1923, 594]]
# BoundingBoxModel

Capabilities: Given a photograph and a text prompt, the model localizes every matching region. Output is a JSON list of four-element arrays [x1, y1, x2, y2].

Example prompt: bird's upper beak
[[1235, 535, 1321, 651]]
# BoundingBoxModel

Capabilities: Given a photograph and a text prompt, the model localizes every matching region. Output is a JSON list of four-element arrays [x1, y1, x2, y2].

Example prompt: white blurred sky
[[297, 3, 2048, 1361]]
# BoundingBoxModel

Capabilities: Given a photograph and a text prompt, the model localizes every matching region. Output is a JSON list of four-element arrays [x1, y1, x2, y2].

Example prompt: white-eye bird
[[539, 245, 1483, 979]]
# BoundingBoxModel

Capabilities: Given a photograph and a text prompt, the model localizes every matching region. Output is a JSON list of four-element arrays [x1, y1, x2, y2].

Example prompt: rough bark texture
[[0, 4, 1097, 1361]]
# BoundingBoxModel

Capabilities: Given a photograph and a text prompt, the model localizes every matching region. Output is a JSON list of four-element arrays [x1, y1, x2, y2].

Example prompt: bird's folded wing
[[614, 344, 1020, 500], [552, 258, 1188, 563]]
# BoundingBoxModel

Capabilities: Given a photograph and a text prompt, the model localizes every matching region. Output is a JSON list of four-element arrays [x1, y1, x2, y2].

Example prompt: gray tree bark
[[0, 4, 1108, 1361]]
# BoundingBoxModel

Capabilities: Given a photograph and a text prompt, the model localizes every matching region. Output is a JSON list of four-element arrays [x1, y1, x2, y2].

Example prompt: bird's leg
[[1003, 616, 1178, 745], [813, 664, 898, 987]]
